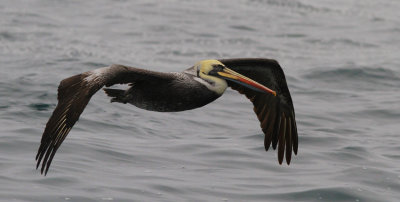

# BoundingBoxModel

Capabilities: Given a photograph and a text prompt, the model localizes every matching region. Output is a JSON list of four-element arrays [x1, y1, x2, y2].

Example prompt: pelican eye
[[209, 64, 225, 76], [213, 64, 225, 71], [196, 65, 200, 76]]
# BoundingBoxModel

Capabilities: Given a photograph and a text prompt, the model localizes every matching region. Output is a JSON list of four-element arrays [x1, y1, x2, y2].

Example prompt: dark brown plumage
[[36, 58, 298, 175], [220, 58, 298, 164]]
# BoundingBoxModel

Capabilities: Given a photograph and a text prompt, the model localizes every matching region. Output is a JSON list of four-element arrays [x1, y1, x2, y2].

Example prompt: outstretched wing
[[36, 64, 174, 175], [220, 58, 298, 165]]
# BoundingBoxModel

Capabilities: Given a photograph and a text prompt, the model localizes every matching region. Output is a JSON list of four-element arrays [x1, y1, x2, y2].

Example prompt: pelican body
[[105, 66, 221, 112], [36, 58, 298, 175]]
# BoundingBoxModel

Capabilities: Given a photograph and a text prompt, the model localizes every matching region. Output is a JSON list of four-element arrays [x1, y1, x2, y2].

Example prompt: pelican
[[36, 58, 298, 175]]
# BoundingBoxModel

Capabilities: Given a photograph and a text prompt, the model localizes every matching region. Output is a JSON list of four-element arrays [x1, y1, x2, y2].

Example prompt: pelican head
[[195, 59, 277, 96]]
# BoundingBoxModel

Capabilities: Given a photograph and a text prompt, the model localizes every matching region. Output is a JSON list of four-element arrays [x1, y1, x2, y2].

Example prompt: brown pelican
[[36, 58, 298, 175]]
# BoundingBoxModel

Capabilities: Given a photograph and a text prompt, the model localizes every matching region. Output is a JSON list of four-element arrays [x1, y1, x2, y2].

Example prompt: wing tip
[[220, 58, 298, 166], [36, 66, 123, 175], [36, 72, 99, 175]]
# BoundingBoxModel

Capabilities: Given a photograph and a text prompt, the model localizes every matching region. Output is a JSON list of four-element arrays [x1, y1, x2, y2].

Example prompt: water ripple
[[1, 0, 400, 201]]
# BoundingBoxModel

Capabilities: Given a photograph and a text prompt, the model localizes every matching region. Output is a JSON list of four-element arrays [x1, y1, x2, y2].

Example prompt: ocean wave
[[304, 66, 400, 90]]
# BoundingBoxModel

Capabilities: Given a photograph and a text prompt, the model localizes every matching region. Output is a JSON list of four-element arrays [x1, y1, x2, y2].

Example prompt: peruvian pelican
[[36, 58, 298, 175]]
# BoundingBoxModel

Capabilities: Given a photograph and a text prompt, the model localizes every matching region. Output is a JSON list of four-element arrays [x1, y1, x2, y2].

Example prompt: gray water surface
[[1, 0, 400, 201]]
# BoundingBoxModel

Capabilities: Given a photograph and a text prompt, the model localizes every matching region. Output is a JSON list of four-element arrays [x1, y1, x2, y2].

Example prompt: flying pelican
[[36, 58, 298, 175]]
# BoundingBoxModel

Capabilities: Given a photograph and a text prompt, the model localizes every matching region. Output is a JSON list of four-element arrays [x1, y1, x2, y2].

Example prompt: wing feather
[[278, 115, 286, 164], [36, 64, 174, 175], [220, 58, 298, 165], [263, 105, 276, 151], [285, 117, 292, 164]]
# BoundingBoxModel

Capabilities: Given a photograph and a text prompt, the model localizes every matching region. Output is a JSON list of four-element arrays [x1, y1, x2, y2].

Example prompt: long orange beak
[[217, 67, 276, 96]]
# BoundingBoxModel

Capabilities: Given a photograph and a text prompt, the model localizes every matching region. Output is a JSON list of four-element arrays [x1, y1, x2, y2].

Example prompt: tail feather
[[103, 88, 126, 103]]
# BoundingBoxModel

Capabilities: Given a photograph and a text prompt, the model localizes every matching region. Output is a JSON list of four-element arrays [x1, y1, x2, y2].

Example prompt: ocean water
[[1, 0, 400, 201]]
